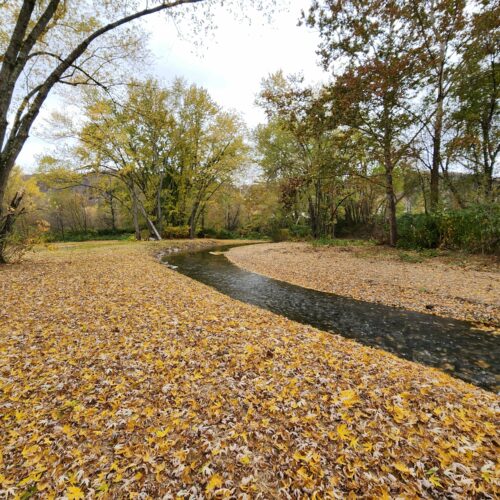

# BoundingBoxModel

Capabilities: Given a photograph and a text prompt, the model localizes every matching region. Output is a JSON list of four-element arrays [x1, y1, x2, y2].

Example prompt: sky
[[17, 0, 330, 172]]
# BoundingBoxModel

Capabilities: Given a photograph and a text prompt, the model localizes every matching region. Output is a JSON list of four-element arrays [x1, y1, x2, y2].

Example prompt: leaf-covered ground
[[227, 242, 500, 329], [0, 241, 498, 498]]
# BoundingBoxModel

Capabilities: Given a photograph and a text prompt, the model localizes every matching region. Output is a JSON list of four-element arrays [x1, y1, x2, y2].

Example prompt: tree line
[[256, 0, 498, 246], [0, 0, 498, 261]]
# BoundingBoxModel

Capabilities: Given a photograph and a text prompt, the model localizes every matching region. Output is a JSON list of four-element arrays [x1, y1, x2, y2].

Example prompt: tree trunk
[[189, 202, 199, 239], [109, 194, 117, 231], [131, 185, 141, 240], [0, 155, 11, 220], [0, 190, 24, 263], [156, 172, 164, 235], [430, 56, 446, 211], [383, 128, 397, 246], [385, 169, 398, 247]]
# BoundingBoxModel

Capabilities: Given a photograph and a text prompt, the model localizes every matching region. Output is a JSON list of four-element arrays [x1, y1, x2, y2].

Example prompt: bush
[[161, 226, 190, 239], [289, 224, 311, 239], [397, 213, 441, 249], [397, 205, 499, 254], [270, 228, 290, 242], [215, 228, 238, 239], [197, 227, 218, 238]]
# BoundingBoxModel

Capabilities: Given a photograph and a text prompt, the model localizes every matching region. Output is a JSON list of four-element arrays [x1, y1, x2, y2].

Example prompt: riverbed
[[167, 244, 500, 392]]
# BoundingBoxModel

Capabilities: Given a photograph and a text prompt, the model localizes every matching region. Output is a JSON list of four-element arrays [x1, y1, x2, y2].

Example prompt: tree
[[305, 0, 426, 245], [174, 84, 248, 237], [0, 165, 46, 262], [0, 0, 226, 258], [76, 79, 247, 239], [257, 72, 356, 238], [407, 0, 470, 210], [446, 2, 499, 201]]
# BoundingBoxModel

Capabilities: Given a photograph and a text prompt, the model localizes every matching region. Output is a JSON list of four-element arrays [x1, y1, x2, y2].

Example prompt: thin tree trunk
[[385, 169, 398, 247], [131, 185, 141, 240], [156, 172, 164, 235], [430, 55, 446, 211], [109, 194, 117, 231], [189, 202, 199, 239]]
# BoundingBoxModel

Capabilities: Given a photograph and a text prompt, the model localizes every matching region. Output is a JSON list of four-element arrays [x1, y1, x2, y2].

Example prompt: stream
[[166, 244, 499, 392]]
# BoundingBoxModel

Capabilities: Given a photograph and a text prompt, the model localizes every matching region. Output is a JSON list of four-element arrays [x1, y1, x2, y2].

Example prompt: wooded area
[[0, 0, 498, 262]]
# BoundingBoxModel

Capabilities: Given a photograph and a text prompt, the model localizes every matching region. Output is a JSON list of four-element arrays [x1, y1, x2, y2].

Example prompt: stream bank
[[168, 245, 500, 392]]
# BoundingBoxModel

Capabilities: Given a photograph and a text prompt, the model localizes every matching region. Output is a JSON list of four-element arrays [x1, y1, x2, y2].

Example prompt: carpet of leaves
[[227, 243, 500, 329], [0, 241, 498, 498]]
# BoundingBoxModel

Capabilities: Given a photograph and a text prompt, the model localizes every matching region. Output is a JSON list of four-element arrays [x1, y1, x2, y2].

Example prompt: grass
[[311, 237, 376, 248]]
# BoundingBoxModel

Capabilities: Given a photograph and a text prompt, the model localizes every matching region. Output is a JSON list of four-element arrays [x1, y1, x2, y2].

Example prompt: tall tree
[[408, 0, 470, 210], [257, 73, 358, 237], [77, 79, 247, 239], [447, 2, 499, 201], [305, 0, 424, 245], [0, 1, 211, 214]]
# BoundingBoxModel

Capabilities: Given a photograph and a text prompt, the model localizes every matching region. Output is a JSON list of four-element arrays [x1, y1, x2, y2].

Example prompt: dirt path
[[0, 241, 498, 497], [227, 242, 499, 328]]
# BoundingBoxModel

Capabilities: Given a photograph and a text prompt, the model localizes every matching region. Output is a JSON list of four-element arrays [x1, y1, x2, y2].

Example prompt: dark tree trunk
[[189, 202, 199, 239], [109, 194, 117, 231], [383, 129, 398, 246], [0, 190, 24, 263]]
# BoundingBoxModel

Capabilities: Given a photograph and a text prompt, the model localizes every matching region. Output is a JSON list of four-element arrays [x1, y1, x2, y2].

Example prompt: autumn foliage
[[0, 241, 497, 497]]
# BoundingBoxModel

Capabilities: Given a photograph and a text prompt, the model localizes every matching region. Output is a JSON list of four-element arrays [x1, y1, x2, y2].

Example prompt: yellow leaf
[[337, 424, 350, 440], [339, 389, 360, 407], [239, 455, 251, 465], [97, 481, 109, 493], [429, 475, 442, 488], [293, 451, 307, 462], [394, 462, 410, 474], [206, 473, 223, 492], [67, 486, 85, 500], [363, 442, 373, 453]]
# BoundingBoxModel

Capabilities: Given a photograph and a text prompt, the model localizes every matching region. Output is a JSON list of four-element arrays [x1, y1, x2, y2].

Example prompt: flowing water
[[166, 244, 499, 392]]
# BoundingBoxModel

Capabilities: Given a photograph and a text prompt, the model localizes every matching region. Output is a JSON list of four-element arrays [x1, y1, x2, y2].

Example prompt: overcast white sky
[[17, 0, 329, 172]]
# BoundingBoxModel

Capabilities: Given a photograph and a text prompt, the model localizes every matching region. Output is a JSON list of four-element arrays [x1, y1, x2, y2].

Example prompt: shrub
[[216, 228, 238, 239], [289, 224, 311, 239], [270, 228, 290, 242], [397, 205, 499, 254], [161, 226, 190, 239], [397, 213, 441, 250], [197, 227, 218, 238]]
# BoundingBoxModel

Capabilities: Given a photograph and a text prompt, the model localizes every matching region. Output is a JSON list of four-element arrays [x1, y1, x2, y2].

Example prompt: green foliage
[[397, 213, 441, 249], [216, 229, 239, 239], [161, 226, 191, 239], [397, 205, 499, 254], [397, 251, 424, 264], [288, 224, 311, 239], [270, 228, 291, 242], [198, 227, 266, 240]]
